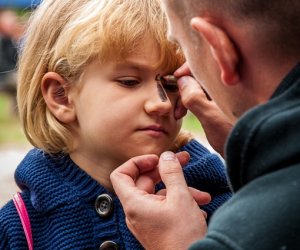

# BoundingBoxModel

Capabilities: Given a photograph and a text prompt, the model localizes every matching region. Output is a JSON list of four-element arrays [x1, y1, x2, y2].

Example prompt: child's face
[[70, 39, 182, 167]]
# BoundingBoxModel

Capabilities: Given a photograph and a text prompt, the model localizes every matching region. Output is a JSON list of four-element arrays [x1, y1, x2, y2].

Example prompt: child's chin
[[134, 147, 169, 157]]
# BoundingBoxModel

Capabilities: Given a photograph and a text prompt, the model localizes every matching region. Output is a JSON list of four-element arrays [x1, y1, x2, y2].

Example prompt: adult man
[[111, 0, 300, 249]]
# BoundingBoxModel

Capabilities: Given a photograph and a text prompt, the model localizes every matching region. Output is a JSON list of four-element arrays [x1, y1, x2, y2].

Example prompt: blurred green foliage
[[182, 112, 203, 135], [0, 93, 27, 145]]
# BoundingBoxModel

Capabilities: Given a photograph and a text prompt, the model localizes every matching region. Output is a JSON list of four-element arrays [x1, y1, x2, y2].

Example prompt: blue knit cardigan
[[0, 139, 231, 249]]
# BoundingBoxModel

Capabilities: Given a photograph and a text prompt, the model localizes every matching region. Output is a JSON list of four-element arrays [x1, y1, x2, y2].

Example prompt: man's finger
[[188, 187, 211, 205], [174, 62, 192, 77], [177, 76, 233, 155], [135, 168, 162, 194], [201, 210, 208, 220], [176, 151, 190, 167], [177, 76, 209, 114], [174, 97, 188, 120], [159, 151, 190, 199], [111, 154, 159, 200], [157, 187, 211, 206]]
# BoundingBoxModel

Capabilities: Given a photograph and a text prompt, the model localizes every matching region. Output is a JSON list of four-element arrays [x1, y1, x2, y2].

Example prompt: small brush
[[155, 74, 178, 85]]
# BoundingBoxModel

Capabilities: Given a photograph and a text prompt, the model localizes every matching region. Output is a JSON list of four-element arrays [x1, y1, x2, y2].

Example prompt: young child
[[0, 0, 231, 249]]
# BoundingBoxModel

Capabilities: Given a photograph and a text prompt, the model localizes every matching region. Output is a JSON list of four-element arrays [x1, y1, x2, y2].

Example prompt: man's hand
[[174, 63, 234, 157], [111, 151, 210, 250]]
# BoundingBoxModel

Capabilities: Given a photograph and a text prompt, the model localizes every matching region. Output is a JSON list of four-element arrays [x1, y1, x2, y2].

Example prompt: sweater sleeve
[[156, 139, 232, 219]]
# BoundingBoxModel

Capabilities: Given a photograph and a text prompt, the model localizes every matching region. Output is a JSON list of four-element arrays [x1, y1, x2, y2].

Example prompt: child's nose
[[144, 82, 172, 116]]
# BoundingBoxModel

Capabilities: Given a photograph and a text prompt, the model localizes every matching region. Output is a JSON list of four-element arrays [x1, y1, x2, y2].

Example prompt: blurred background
[[0, 0, 36, 208], [0, 1, 207, 208]]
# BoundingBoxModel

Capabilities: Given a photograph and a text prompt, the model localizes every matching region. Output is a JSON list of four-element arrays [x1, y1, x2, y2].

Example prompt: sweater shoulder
[[0, 199, 20, 230]]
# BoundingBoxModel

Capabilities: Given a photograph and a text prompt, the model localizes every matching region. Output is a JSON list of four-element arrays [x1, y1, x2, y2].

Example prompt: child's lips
[[138, 125, 168, 136]]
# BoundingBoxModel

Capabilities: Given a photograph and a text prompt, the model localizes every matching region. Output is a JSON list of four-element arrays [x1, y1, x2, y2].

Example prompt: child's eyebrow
[[114, 61, 157, 73]]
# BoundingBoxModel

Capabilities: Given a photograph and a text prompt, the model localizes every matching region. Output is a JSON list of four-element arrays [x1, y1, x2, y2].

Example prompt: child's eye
[[117, 78, 140, 87]]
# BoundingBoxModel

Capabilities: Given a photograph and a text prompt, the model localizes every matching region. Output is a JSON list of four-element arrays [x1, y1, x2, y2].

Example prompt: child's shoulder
[[179, 139, 225, 168], [0, 192, 32, 249], [0, 191, 31, 223], [0, 198, 20, 237], [0, 199, 16, 221]]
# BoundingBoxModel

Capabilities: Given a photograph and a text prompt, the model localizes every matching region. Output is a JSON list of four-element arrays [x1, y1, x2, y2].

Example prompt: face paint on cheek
[[156, 82, 168, 102]]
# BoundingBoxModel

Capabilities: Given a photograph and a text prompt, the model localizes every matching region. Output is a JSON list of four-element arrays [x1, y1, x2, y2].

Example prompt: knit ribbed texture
[[0, 139, 231, 249]]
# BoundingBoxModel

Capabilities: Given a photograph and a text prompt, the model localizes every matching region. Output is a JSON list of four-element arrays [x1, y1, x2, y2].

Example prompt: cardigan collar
[[15, 148, 114, 212]]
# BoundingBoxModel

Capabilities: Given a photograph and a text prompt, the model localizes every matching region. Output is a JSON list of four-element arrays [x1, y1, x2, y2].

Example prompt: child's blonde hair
[[17, 0, 189, 154]]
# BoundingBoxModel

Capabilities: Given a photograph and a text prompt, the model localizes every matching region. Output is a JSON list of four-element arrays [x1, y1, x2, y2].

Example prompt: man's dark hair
[[173, 0, 300, 57]]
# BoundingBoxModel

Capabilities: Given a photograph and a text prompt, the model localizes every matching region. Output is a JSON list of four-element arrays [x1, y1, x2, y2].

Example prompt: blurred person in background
[[0, 9, 25, 113]]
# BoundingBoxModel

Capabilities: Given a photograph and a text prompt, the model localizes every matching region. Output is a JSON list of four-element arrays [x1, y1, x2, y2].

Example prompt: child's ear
[[41, 72, 76, 123], [190, 17, 240, 86]]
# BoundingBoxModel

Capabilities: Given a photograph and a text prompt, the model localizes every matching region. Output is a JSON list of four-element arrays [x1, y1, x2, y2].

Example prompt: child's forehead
[[106, 56, 179, 74], [102, 46, 182, 73], [89, 34, 184, 74]]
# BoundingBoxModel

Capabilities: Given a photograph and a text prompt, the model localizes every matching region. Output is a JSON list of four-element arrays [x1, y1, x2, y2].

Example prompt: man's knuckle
[[183, 90, 202, 107], [125, 203, 139, 219]]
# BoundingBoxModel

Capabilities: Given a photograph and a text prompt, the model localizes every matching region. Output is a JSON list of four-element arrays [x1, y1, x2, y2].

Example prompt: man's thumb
[[159, 151, 189, 196]]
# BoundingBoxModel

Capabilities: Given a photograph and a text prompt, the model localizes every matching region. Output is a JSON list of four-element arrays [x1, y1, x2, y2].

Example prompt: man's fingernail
[[161, 151, 177, 161]]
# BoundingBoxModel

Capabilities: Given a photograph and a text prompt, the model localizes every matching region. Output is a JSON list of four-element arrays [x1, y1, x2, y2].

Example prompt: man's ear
[[41, 72, 76, 123], [190, 17, 240, 86]]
